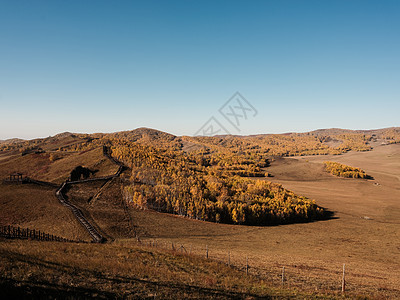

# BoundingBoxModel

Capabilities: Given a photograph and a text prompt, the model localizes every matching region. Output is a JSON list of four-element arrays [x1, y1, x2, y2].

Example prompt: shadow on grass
[[235, 207, 338, 227], [0, 249, 274, 299], [318, 208, 337, 222], [263, 207, 338, 227], [0, 278, 113, 300]]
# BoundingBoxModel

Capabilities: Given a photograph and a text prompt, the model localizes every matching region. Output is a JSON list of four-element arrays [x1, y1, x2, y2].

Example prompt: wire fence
[[135, 238, 398, 297]]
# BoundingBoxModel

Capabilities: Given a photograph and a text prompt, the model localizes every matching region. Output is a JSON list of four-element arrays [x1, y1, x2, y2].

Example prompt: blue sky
[[0, 0, 399, 139]]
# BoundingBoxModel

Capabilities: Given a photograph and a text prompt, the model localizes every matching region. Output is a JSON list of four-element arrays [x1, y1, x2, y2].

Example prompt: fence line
[[54, 146, 126, 243], [1, 146, 126, 244], [0, 225, 80, 243], [133, 238, 393, 296], [56, 182, 105, 243]]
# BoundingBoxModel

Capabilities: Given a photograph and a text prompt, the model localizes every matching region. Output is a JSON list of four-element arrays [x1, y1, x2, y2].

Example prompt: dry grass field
[[0, 184, 89, 241], [1, 238, 314, 299], [1, 137, 399, 298]]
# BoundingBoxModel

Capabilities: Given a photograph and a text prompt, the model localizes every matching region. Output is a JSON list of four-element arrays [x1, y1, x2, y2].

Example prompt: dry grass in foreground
[[0, 238, 342, 299]]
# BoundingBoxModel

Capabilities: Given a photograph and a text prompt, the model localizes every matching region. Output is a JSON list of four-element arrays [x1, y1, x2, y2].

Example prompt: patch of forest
[[324, 161, 371, 179], [109, 140, 325, 225]]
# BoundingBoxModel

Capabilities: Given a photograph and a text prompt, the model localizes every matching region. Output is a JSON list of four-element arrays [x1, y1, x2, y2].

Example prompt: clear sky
[[0, 0, 399, 139]]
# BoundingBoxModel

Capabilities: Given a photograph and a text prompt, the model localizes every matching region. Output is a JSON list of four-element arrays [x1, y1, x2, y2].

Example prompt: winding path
[[55, 146, 126, 243]]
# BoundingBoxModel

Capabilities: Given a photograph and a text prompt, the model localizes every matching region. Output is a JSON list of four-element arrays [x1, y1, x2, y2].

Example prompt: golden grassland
[[0, 238, 337, 299]]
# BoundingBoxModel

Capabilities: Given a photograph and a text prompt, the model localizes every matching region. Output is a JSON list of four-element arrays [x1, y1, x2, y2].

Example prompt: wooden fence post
[[246, 256, 249, 275], [342, 264, 346, 293]]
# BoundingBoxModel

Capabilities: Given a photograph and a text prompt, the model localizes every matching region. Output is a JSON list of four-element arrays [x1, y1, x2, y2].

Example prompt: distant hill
[[309, 128, 356, 136], [102, 127, 183, 150], [105, 127, 177, 142], [183, 126, 400, 156], [310, 127, 400, 136], [1, 126, 399, 157], [0, 138, 25, 145], [52, 132, 75, 139]]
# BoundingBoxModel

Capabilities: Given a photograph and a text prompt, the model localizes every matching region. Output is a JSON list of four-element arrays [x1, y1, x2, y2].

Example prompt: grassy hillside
[[0, 147, 118, 184], [0, 184, 89, 241], [65, 177, 135, 240]]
